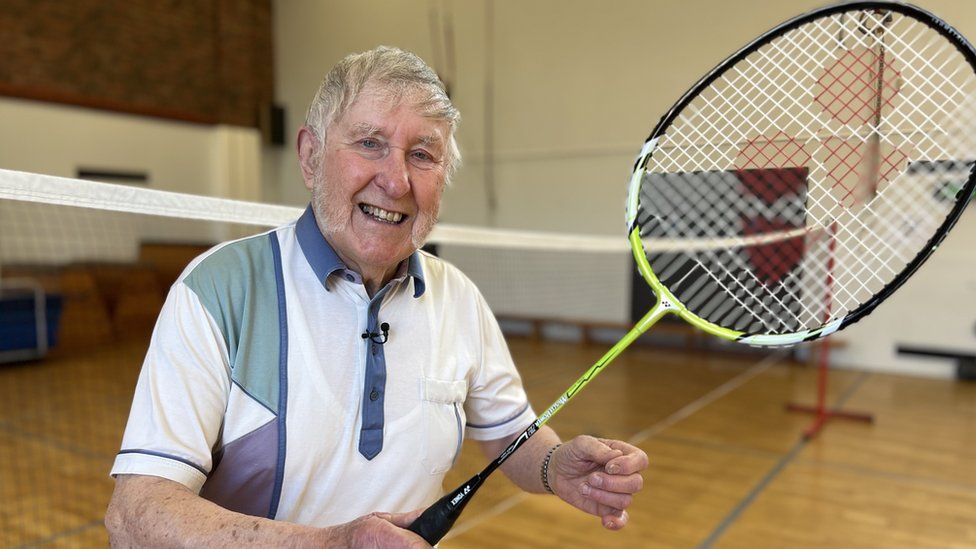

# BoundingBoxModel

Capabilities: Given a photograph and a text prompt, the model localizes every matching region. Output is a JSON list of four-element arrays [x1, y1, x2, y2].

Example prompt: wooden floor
[[1, 336, 974, 548]]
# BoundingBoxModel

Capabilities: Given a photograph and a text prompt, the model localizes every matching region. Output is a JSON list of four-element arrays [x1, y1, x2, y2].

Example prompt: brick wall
[[0, 0, 272, 127]]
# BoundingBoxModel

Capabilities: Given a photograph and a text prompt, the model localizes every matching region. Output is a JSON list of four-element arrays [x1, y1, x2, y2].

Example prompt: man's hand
[[327, 510, 431, 548], [548, 435, 649, 530]]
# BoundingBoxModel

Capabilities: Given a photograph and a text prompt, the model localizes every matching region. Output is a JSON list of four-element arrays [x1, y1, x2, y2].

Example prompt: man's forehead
[[339, 83, 447, 128]]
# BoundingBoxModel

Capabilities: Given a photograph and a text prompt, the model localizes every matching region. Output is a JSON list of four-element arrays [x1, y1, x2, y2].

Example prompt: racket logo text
[[538, 396, 567, 425], [450, 486, 472, 506]]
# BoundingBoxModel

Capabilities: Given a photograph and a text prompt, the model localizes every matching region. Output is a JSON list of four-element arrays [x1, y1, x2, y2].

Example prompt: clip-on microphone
[[361, 322, 390, 344]]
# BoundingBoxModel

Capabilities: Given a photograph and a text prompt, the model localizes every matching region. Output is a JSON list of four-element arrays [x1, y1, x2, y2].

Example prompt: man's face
[[306, 86, 450, 278]]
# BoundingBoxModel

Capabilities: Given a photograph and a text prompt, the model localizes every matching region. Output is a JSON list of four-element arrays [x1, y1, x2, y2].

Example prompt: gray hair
[[304, 46, 461, 183]]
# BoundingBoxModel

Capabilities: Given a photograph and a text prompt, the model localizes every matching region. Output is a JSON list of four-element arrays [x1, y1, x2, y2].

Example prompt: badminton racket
[[408, 1, 976, 543]]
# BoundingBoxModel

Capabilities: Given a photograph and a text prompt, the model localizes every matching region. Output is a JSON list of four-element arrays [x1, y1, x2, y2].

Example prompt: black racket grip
[[407, 475, 482, 545]]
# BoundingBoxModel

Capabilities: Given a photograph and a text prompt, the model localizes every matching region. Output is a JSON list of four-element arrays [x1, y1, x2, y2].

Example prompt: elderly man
[[105, 46, 647, 547]]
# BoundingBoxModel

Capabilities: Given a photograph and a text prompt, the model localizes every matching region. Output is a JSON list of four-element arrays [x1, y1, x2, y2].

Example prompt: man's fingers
[[352, 513, 432, 548], [588, 471, 643, 494], [605, 453, 648, 476], [599, 439, 649, 475], [377, 508, 423, 528], [601, 509, 629, 530], [580, 482, 634, 510], [589, 504, 629, 530], [569, 435, 624, 466]]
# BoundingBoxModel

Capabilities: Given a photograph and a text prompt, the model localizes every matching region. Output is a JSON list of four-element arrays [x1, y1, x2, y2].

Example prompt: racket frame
[[627, 0, 976, 347]]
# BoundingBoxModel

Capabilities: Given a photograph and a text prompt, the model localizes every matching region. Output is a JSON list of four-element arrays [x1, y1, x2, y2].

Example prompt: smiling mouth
[[359, 203, 407, 225]]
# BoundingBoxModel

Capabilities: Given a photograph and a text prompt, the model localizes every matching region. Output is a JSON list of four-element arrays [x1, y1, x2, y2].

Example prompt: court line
[[796, 456, 976, 495], [0, 419, 115, 462], [636, 422, 976, 496], [627, 350, 788, 446], [14, 518, 104, 549], [697, 370, 871, 548], [443, 349, 788, 542], [654, 432, 786, 459]]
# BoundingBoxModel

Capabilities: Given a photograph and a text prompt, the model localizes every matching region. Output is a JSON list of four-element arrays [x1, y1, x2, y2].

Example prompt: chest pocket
[[421, 378, 467, 475]]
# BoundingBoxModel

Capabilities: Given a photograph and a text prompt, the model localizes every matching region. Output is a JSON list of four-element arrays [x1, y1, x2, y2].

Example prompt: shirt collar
[[296, 204, 426, 298], [406, 249, 426, 298]]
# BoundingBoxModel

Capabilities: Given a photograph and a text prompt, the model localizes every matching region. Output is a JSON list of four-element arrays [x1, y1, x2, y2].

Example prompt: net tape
[[0, 168, 635, 325], [0, 168, 630, 253]]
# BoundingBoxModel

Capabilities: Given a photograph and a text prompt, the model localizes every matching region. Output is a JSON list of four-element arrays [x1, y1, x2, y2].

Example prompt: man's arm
[[478, 425, 561, 494], [479, 427, 648, 530], [105, 475, 429, 548]]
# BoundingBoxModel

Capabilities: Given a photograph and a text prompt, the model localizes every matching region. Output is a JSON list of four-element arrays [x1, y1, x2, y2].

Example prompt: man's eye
[[360, 139, 380, 149], [411, 150, 434, 162]]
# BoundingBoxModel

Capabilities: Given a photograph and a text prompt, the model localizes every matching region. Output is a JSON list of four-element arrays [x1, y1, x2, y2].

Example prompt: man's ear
[[297, 126, 322, 191]]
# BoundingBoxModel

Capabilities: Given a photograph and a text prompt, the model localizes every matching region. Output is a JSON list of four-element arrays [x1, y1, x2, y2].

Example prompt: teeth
[[361, 204, 403, 223]]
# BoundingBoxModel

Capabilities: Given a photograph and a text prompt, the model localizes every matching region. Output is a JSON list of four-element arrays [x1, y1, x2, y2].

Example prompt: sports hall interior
[[0, 1, 974, 547]]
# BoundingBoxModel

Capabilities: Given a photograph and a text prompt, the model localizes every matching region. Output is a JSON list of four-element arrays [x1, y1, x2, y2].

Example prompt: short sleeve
[[110, 282, 231, 492], [462, 291, 536, 441]]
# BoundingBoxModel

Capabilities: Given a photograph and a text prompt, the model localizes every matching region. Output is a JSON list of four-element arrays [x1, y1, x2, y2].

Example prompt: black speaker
[[958, 357, 976, 381], [261, 103, 287, 147]]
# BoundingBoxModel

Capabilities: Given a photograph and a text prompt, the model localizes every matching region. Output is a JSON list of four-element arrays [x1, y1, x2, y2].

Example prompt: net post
[[785, 224, 873, 438]]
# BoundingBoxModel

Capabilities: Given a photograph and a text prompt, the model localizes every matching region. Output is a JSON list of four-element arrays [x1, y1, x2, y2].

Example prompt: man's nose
[[375, 150, 410, 198]]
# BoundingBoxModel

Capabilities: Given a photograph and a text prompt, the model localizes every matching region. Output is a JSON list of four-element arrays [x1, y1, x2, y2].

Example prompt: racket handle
[[407, 474, 483, 545]]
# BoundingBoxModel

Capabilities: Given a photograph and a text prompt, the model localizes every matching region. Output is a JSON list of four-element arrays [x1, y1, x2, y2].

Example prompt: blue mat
[[0, 292, 63, 352]]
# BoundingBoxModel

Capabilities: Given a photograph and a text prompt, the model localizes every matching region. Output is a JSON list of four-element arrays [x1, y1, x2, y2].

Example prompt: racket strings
[[638, 8, 976, 335], [640, 179, 823, 333], [640, 173, 829, 333], [641, 196, 812, 333], [661, 20, 834, 173], [677, 244, 802, 331]]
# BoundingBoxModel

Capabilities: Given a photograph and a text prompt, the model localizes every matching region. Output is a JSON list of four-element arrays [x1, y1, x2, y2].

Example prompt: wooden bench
[[1, 242, 212, 353], [138, 242, 212, 294]]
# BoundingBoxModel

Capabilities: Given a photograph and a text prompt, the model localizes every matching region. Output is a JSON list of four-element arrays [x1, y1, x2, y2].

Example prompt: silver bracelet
[[541, 443, 562, 494]]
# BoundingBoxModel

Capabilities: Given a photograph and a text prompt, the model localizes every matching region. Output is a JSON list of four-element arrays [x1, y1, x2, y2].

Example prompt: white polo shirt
[[111, 206, 536, 526]]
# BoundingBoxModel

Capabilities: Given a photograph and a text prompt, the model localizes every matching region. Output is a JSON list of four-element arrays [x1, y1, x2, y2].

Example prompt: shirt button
[[371, 346, 378, 356], [369, 389, 379, 401]]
